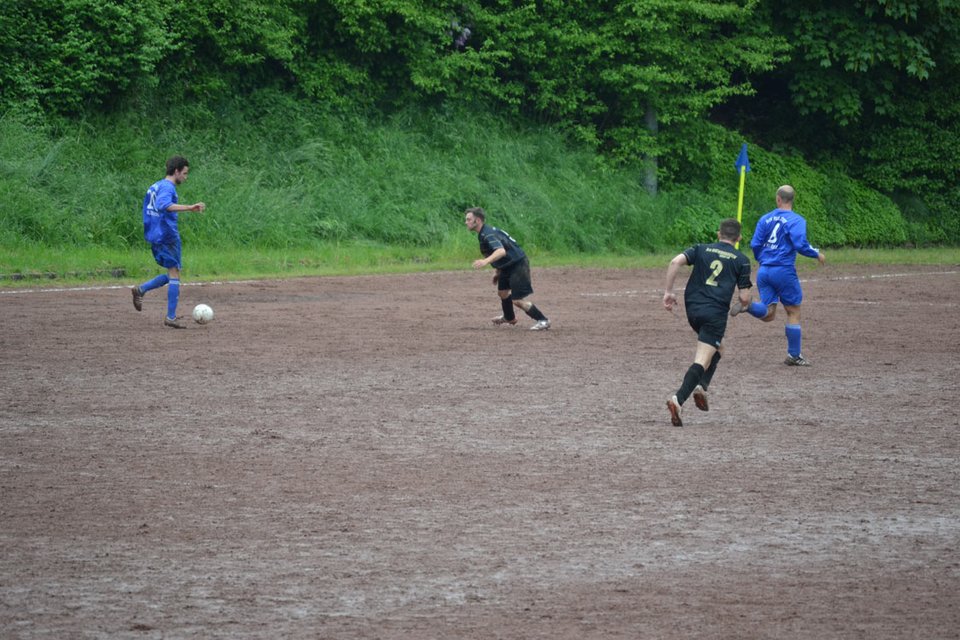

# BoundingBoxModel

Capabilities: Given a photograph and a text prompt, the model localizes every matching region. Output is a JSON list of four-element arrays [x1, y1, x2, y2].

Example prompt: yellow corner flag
[[734, 143, 751, 249]]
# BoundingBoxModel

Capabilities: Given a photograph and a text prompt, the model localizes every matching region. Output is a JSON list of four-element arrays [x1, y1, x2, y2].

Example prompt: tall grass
[[1, 91, 954, 286], [0, 94, 683, 257]]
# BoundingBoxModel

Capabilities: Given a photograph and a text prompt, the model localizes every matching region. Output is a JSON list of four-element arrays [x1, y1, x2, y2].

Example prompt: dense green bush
[[1, 0, 955, 248], [0, 97, 921, 254], [660, 122, 909, 248], [0, 0, 170, 115]]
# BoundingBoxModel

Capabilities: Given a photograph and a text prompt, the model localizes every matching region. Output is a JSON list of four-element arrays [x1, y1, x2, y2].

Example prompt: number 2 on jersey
[[705, 259, 723, 287]]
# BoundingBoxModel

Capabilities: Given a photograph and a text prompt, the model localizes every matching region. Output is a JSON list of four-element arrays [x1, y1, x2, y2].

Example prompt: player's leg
[[133, 244, 174, 311], [164, 265, 183, 327], [669, 310, 721, 426], [694, 345, 724, 411], [135, 273, 169, 295], [158, 241, 184, 328], [513, 297, 548, 324], [133, 243, 174, 310], [782, 304, 810, 365], [683, 340, 718, 399], [509, 259, 549, 330], [668, 341, 717, 426], [732, 266, 778, 320], [493, 265, 517, 325], [779, 272, 808, 365], [682, 312, 725, 414], [492, 286, 518, 325]]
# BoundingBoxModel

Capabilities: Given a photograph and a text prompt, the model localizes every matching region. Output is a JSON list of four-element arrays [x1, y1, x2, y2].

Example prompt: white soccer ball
[[192, 303, 214, 324]]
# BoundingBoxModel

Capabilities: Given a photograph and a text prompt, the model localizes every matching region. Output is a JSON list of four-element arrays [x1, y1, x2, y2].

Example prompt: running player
[[663, 218, 753, 427], [730, 185, 826, 365]]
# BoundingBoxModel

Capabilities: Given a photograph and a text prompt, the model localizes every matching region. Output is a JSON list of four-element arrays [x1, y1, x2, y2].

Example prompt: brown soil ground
[[2, 264, 959, 639]]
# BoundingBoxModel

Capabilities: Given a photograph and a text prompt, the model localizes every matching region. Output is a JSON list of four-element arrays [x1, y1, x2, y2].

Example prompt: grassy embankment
[[2, 100, 957, 287]]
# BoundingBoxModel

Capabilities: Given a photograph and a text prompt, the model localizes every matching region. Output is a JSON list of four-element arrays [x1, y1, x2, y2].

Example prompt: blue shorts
[[151, 241, 182, 269], [757, 265, 803, 307]]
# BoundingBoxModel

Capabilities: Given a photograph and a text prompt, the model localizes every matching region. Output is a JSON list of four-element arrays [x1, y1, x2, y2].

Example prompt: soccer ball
[[192, 303, 214, 324]]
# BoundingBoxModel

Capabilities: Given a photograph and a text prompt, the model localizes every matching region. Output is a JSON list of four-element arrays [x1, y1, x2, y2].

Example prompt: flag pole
[[736, 166, 746, 249], [734, 143, 750, 249]]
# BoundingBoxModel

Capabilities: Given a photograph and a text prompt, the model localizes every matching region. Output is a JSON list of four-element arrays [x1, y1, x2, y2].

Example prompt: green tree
[[0, 0, 170, 115], [423, 0, 787, 191], [722, 0, 960, 240]]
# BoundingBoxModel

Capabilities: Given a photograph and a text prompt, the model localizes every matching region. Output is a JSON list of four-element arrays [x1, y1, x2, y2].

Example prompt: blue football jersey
[[750, 208, 820, 267], [142, 179, 180, 244]]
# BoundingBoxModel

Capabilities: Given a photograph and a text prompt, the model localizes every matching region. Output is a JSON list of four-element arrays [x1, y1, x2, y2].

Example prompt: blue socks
[[139, 274, 169, 293], [748, 301, 768, 318], [166, 279, 180, 319], [138, 274, 180, 318], [742, 302, 803, 356], [785, 324, 802, 357]]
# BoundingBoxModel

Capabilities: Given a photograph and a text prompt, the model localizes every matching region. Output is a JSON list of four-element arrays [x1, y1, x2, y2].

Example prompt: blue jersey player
[[465, 207, 551, 331], [130, 156, 206, 328], [730, 185, 826, 366], [664, 218, 753, 427]]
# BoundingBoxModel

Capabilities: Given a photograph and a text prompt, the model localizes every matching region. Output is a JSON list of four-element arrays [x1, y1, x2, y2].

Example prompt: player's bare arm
[[662, 253, 687, 311], [167, 202, 206, 213], [473, 247, 506, 270]]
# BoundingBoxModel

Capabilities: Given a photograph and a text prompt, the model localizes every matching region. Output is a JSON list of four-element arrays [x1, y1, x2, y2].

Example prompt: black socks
[[501, 297, 516, 321], [676, 363, 705, 405], [524, 304, 547, 322]]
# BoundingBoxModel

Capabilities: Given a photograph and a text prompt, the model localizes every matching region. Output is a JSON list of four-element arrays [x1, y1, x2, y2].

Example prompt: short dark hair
[[465, 206, 485, 222], [718, 218, 741, 241], [166, 156, 190, 176]]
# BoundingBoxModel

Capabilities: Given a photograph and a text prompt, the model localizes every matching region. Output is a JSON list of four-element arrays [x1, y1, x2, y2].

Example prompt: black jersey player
[[465, 207, 551, 331], [662, 218, 753, 426]]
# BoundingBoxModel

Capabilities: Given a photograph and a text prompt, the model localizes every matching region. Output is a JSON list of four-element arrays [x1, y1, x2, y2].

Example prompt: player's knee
[[497, 290, 511, 300], [514, 299, 531, 311]]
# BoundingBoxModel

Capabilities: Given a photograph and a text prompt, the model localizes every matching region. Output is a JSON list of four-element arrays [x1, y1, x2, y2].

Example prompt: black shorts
[[498, 258, 534, 300], [685, 306, 728, 348]]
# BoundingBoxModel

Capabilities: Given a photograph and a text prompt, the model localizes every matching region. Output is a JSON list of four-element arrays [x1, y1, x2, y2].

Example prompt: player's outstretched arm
[[663, 253, 687, 311]]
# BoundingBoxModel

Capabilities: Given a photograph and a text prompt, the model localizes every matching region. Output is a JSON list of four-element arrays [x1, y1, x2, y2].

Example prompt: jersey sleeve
[[154, 181, 176, 213], [750, 218, 766, 261], [788, 216, 820, 259], [736, 253, 753, 289], [480, 229, 504, 254]]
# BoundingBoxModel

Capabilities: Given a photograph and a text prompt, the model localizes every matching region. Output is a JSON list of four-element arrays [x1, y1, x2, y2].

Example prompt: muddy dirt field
[[2, 264, 959, 639]]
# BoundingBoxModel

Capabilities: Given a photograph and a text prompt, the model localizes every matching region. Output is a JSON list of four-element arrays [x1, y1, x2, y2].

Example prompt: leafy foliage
[[0, 0, 956, 246], [0, 0, 170, 114], [718, 0, 960, 241]]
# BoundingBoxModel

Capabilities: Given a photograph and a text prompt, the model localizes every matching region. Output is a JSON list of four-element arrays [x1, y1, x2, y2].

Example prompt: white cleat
[[666, 395, 683, 427]]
